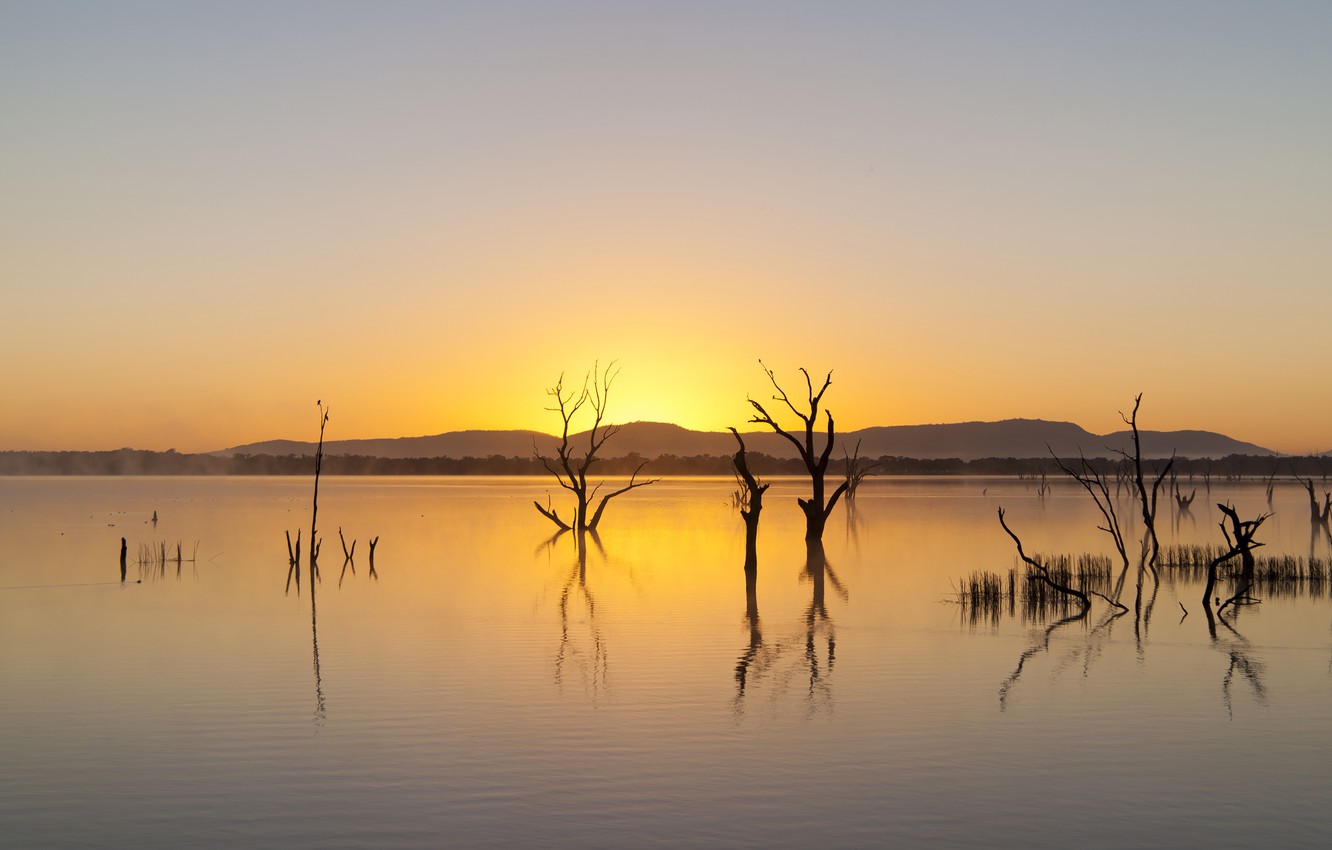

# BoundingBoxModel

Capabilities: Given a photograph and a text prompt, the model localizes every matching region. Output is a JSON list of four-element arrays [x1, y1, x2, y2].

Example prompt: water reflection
[[1203, 610, 1266, 718], [309, 559, 325, 726], [733, 542, 843, 719], [543, 530, 609, 701], [998, 605, 1125, 711]]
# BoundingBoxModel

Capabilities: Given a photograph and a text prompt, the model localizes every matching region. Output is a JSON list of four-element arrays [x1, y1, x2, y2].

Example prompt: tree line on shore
[[2, 447, 1327, 479]]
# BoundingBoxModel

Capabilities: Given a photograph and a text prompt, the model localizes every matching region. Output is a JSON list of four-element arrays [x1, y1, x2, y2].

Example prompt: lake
[[2, 475, 1330, 848]]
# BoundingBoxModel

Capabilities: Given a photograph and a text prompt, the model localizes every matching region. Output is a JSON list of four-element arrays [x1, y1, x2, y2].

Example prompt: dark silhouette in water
[[734, 566, 763, 695], [729, 428, 769, 575], [549, 530, 608, 699], [309, 402, 329, 575], [337, 527, 356, 587], [533, 362, 658, 533], [1051, 449, 1130, 573], [1203, 503, 1269, 617], [841, 439, 880, 502], [747, 361, 850, 542], [309, 552, 325, 725], [1202, 599, 1267, 718], [1297, 476, 1332, 538], [285, 530, 301, 594], [733, 541, 843, 718], [1114, 395, 1173, 582], [119, 537, 127, 582]]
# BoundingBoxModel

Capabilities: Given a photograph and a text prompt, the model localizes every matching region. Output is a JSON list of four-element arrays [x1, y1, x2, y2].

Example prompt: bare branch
[[998, 507, 1090, 613], [587, 462, 661, 531]]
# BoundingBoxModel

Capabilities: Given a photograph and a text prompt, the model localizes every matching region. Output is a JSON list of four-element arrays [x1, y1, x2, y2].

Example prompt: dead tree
[[747, 361, 850, 542], [1297, 476, 1332, 531], [309, 401, 329, 574], [997, 508, 1090, 615], [533, 362, 658, 533], [1113, 395, 1173, 579], [729, 427, 769, 574], [1174, 484, 1196, 512], [1202, 504, 1269, 615], [841, 439, 881, 502], [1050, 449, 1130, 572]]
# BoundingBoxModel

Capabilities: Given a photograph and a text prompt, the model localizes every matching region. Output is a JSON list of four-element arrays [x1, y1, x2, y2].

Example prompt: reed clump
[[135, 539, 199, 579], [957, 569, 1013, 626], [961, 552, 1118, 624], [1160, 543, 1329, 596]]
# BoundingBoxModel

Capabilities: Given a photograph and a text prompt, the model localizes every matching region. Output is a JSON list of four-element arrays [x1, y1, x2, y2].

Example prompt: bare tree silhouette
[[533, 362, 658, 533], [1114, 394, 1173, 581], [1203, 503, 1269, 617], [729, 427, 769, 575], [1297, 476, 1332, 534], [747, 361, 850, 543], [841, 439, 880, 502]]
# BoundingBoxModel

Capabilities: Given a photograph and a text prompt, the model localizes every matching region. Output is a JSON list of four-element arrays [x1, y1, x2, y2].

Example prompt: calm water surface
[[2, 475, 1330, 848]]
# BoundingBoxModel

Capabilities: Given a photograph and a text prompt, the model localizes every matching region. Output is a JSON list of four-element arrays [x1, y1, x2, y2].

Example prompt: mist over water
[[2, 475, 1329, 848]]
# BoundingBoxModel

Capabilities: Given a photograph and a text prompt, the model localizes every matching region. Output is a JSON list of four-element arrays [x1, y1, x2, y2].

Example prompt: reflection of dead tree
[[553, 532, 609, 700], [997, 603, 1127, 711], [841, 439, 880, 502], [1203, 608, 1266, 718], [733, 543, 843, 719], [998, 611, 1084, 711], [729, 428, 769, 575], [310, 562, 325, 726], [994, 514, 1128, 711], [747, 361, 849, 543], [533, 362, 658, 533], [734, 565, 763, 697]]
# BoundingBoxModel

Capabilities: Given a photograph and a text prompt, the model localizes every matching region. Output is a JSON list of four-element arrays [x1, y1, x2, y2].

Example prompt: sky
[[2, 1, 1330, 454]]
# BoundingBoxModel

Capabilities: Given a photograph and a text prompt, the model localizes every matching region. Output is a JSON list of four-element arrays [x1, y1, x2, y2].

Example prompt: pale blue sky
[[3, 1, 1330, 451]]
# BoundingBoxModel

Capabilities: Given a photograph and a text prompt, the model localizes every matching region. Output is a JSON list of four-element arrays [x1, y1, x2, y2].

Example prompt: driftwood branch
[[997, 507, 1090, 613]]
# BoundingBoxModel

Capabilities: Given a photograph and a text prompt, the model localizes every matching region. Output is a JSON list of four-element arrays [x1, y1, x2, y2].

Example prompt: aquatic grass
[[956, 569, 1010, 627]]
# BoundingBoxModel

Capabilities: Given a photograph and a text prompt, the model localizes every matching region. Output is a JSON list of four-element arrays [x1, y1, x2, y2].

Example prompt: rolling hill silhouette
[[216, 419, 1273, 461]]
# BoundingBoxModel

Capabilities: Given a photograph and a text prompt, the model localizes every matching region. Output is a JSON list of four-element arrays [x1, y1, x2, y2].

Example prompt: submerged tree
[[841, 439, 880, 502], [533, 362, 658, 533], [1203, 503, 1269, 617], [1050, 394, 1173, 621], [1115, 394, 1174, 579], [747, 361, 850, 542], [729, 427, 769, 575]]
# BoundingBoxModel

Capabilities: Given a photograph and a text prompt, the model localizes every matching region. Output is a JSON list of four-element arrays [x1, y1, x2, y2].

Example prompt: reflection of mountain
[[215, 419, 1274, 460]]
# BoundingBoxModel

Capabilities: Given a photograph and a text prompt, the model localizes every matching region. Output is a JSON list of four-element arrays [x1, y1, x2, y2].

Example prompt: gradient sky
[[3, 1, 1330, 454]]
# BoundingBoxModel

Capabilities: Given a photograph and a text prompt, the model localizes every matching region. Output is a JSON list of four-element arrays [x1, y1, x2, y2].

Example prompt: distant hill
[[215, 418, 1274, 461], [220, 429, 555, 460]]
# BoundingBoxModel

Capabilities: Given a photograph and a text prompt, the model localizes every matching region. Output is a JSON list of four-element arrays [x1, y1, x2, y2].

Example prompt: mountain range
[[216, 419, 1275, 461]]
